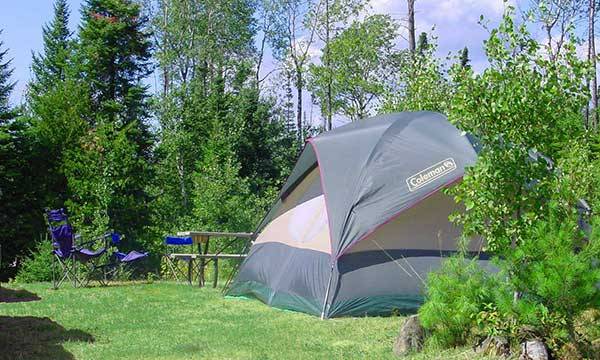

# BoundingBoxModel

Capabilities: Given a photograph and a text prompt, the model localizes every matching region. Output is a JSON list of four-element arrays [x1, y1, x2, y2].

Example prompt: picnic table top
[[167, 253, 247, 259], [176, 231, 253, 238]]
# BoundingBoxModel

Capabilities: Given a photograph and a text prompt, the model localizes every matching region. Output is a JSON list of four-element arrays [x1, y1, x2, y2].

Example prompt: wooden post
[[199, 236, 209, 287], [197, 240, 203, 287], [213, 258, 218, 288]]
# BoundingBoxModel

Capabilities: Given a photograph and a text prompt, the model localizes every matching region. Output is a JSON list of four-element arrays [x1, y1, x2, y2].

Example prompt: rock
[[393, 315, 424, 357], [519, 340, 549, 360], [475, 336, 510, 357]]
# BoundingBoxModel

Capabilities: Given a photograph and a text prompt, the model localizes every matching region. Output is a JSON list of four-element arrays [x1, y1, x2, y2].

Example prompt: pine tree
[[459, 46, 470, 69], [27, 0, 87, 208], [30, 0, 71, 96], [0, 31, 15, 122], [65, 0, 154, 242], [417, 32, 428, 56], [0, 32, 45, 280], [78, 0, 152, 128]]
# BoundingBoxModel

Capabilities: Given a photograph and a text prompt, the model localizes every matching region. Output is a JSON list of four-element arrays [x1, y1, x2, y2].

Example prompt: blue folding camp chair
[[46, 209, 149, 288], [108, 233, 149, 279], [163, 236, 196, 284], [46, 209, 108, 288]]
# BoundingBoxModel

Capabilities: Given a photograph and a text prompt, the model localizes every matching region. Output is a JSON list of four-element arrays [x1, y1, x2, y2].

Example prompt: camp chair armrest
[[77, 232, 113, 247]]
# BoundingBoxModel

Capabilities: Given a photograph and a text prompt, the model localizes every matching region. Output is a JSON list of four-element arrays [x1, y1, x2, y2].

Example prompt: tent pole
[[320, 263, 334, 320]]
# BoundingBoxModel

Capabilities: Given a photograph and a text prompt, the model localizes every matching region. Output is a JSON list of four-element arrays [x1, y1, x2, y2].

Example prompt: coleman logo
[[406, 158, 457, 192]]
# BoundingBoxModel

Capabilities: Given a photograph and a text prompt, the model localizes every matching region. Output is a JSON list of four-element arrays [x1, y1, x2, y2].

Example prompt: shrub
[[419, 254, 503, 348], [14, 237, 54, 283], [501, 214, 600, 353], [464, 214, 600, 355]]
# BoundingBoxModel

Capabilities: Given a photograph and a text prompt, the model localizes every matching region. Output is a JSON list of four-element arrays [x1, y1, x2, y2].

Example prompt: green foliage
[[64, 121, 151, 244], [308, 14, 399, 121], [512, 216, 599, 322], [58, 0, 154, 248], [420, 7, 599, 356], [26, 79, 89, 208], [0, 31, 15, 120], [459, 47, 470, 69], [14, 238, 54, 283], [468, 214, 600, 355], [449, 6, 589, 254], [0, 31, 49, 280], [26, 0, 85, 208], [416, 32, 428, 55], [29, 0, 72, 96], [78, 0, 152, 123], [380, 35, 450, 114], [419, 255, 503, 348], [505, 215, 599, 350], [149, 0, 297, 257]]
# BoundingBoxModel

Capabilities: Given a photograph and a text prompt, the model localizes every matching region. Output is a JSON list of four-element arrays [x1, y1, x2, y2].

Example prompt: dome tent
[[226, 111, 486, 318]]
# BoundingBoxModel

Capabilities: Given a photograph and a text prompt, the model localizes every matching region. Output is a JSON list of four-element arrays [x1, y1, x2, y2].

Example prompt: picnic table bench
[[171, 231, 253, 287]]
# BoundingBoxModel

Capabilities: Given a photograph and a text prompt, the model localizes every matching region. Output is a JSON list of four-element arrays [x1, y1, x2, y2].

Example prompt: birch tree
[[309, 15, 399, 121], [267, 0, 321, 140]]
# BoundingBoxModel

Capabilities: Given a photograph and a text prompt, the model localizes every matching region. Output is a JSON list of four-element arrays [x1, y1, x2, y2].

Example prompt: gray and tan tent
[[227, 111, 485, 318]]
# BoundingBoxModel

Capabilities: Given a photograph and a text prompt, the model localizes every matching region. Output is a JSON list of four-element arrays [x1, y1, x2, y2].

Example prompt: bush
[[14, 237, 54, 283], [500, 215, 600, 353], [446, 215, 600, 356], [419, 254, 503, 348]]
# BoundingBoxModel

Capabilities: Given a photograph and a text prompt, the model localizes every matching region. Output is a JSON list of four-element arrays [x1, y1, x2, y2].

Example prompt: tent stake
[[320, 263, 334, 320]]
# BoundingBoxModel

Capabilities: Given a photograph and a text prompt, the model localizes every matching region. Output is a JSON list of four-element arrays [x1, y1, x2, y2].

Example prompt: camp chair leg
[[86, 262, 110, 287], [72, 260, 79, 288], [53, 255, 78, 289], [52, 255, 58, 289], [164, 255, 186, 283]]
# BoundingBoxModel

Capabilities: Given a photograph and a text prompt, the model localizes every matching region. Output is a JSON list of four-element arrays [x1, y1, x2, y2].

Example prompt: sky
[[0, 0, 522, 109], [0, 0, 82, 104]]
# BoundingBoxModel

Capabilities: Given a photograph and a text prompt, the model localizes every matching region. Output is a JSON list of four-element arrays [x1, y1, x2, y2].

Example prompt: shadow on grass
[[0, 287, 41, 303], [68, 280, 154, 289], [0, 316, 94, 360]]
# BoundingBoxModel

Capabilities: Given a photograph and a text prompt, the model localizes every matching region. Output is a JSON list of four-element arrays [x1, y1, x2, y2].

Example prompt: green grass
[[0, 282, 496, 360]]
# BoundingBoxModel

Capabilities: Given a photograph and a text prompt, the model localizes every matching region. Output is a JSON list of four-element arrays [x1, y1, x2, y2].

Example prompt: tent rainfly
[[226, 111, 487, 318]]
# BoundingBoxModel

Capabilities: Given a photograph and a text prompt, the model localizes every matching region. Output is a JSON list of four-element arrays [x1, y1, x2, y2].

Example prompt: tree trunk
[[546, 25, 554, 62], [325, 0, 332, 131], [407, 0, 416, 53], [589, 0, 597, 129], [162, 1, 170, 95], [176, 151, 188, 210], [256, 34, 267, 91], [296, 69, 303, 141]]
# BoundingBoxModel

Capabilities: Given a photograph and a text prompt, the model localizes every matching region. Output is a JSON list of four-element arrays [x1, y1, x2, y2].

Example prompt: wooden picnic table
[[174, 231, 253, 287], [177, 231, 254, 241]]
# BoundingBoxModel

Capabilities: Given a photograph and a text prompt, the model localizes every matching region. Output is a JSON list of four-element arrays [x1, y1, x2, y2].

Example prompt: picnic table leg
[[197, 240, 203, 287], [198, 236, 209, 287], [213, 258, 218, 288]]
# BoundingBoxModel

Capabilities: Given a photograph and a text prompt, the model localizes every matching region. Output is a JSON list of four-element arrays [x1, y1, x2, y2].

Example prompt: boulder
[[519, 340, 549, 360], [475, 336, 510, 357], [393, 315, 424, 357]]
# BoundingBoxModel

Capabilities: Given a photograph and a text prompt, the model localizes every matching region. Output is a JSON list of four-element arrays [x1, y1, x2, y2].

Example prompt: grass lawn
[[0, 282, 497, 360]]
